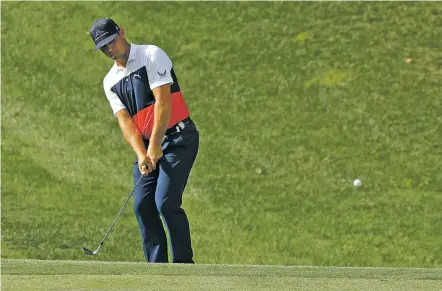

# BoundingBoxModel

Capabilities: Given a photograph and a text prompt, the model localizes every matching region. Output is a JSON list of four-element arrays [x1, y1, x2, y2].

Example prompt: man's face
[[100, 34, 125, 61]]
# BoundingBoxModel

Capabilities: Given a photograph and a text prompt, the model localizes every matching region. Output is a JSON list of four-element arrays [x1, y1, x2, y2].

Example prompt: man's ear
[[119, 27, 126, 39]]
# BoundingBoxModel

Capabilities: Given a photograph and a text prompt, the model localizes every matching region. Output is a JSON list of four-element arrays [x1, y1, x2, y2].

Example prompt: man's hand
[[147, 142, 164, 170], [138, 154, 154, 175]]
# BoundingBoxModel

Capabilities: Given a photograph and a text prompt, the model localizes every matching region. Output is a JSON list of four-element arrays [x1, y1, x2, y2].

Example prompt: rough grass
[[2, 2, 442, 267]]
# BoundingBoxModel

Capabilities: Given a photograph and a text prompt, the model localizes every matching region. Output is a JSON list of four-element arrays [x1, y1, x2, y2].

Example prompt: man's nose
[[106, 43, 115, 53]]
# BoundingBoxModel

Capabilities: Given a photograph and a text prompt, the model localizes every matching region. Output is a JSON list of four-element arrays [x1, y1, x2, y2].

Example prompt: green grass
[[2, 1, 442, 267], [2, 259, 442, 291]]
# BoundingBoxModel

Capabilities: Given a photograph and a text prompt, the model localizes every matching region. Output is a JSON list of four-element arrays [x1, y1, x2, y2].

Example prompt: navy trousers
[[132, 119, 199, 263]]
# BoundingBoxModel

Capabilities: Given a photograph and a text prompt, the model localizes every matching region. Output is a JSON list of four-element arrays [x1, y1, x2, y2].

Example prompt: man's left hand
[[147, 143, 164, 169]]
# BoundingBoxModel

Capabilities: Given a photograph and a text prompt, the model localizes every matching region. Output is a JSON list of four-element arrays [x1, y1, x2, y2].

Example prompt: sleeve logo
[[157, 70, 167, 77]]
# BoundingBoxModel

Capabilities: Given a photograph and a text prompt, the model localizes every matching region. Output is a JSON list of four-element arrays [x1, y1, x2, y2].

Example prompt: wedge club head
[[82, 241, 104, 255], [82, 248, 97, 256], [82, 247, 96, 255]]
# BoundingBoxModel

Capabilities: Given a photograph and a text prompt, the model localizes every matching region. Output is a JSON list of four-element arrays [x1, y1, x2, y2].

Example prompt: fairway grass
[[2, 259, 442, 291]]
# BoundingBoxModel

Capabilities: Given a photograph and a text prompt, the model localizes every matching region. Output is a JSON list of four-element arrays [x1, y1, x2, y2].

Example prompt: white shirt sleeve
[[145, 46, 174, 90], [104, 81, 126, 116]]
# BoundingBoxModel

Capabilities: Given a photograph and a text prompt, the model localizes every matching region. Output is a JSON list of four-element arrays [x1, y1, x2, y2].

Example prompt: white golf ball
[[353, 179, 362, 187]]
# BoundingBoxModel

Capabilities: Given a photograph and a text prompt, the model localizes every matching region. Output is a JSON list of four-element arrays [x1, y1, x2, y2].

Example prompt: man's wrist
[[136, 149, 147, 160], [149, 135, 163, 147]]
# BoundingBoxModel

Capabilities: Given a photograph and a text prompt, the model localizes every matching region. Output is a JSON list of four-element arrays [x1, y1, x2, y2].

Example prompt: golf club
[[82, 175, 144, 255]]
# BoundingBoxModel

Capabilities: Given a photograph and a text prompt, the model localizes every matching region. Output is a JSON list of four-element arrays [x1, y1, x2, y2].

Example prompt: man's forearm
[[117, 111, 146, 159], [150, 99, 171, 146]]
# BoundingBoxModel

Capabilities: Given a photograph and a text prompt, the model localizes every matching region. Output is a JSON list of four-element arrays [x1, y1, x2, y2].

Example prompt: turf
[[2, 259, 442, 291], [2, 1, 442, 267]]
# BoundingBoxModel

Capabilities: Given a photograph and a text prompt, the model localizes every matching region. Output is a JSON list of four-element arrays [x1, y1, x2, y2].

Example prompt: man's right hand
[[138, 155, 154, 175]]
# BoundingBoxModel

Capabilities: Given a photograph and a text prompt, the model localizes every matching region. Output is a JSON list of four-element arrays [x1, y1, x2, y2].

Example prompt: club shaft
[[98, 176, 143, 248]]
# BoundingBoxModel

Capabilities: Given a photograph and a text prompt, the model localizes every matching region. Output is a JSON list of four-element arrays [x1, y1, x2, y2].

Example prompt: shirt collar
[[127, 43, 137, 62]]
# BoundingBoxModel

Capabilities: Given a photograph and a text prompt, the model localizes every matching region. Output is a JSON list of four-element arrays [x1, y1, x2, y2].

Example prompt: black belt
[[165, 117, 192, 136]]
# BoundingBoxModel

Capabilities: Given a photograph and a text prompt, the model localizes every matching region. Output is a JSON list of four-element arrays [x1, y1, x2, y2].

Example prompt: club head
[[82, 247, 95, 255]]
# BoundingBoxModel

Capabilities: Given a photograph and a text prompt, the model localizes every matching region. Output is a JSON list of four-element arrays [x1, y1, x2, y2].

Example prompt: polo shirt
[[103, 44, 189, 139]]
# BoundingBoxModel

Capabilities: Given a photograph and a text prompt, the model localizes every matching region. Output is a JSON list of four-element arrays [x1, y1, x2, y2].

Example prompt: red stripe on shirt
[[133, 91, 190, 139]]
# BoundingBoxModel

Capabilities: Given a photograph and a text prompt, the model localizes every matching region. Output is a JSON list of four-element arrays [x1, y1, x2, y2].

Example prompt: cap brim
[[94, 33, 118, 51]]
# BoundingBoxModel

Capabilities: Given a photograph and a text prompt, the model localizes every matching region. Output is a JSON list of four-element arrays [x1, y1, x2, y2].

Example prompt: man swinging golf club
[[86, 18, 199, 263]]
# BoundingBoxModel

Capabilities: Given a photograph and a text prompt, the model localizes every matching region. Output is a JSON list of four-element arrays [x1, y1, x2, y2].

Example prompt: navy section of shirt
[[110, 67, 155, 117], [111, 67, 182, 117], [170, 68, 180, 93]]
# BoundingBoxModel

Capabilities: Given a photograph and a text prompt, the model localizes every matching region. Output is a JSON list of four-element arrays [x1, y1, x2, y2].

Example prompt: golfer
[[89, 18, 199, 263]]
